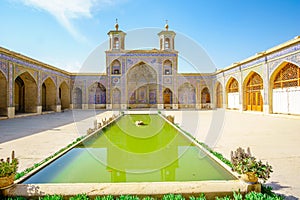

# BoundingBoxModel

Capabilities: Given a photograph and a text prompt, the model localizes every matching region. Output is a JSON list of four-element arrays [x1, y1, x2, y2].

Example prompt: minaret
[[107, 19, 126, 51], [158, 20, 176, 51]]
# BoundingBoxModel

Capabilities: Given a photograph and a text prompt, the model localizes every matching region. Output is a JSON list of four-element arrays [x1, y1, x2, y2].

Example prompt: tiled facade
[[0, 24, 299, 118]]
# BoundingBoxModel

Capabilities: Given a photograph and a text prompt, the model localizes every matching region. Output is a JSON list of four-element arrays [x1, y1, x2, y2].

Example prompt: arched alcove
[[0, 70, 7, 116], [14, 72, 38, 114], [270, 62, 300, 114], [243, 72, 263, 112], [226, 78, 239, 109]]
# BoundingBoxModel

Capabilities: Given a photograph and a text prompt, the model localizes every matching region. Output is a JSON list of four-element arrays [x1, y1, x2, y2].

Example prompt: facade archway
[[216, 81, 223, 108], [163, 60, 172, 75], [226, 78, 239, 109], [14, 72, 37, 113], [271, 62, 300, 114], [127, 62, 157, 108], [88, 82, 106, 109], [111, 60, 121, 75], [0, 70, 7, 116], [112, 88, 121, 109], [178, 82, 196, 108], [163, 88, 173, 108], [201, 87, 211, 109], [244, 72, 263, 112], [73, 87, 82, 109], [42, 77, 56, 111], [59, 81, 70, 110]]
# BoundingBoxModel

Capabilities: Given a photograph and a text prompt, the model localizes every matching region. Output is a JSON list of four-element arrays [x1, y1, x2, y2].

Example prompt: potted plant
[[231, 147, 273, 183], [0, 151, 18, 188]]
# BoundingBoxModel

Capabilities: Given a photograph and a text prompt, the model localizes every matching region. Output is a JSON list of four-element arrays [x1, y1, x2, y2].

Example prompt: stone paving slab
[[215, 111, 300, 200], [0, 110, 116, 172], [166, 110, 300, 200], [0, 110, 299, 199]]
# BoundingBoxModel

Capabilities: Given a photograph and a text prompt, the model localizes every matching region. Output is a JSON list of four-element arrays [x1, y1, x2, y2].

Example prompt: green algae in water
[[23, 114, 236, 183]]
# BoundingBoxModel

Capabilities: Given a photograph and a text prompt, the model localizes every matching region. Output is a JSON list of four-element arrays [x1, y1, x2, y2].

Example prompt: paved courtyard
[[216, 111, 300, 200], [0, 110, 299, 199]]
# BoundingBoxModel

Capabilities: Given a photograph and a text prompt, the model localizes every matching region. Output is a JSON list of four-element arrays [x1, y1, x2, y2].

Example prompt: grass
[[1, 192, 284, 200]]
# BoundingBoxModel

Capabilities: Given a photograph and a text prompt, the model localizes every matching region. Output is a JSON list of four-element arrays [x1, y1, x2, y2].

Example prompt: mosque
[[0, 21, 300, 119]]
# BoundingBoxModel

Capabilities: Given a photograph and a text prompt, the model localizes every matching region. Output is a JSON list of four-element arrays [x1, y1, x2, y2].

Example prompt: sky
[[0, 0, 300, 73]]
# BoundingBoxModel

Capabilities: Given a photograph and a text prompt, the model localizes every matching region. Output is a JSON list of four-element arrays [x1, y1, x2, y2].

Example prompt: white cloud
[[64, 60, 83, 73], [19, 0, 116, 42]]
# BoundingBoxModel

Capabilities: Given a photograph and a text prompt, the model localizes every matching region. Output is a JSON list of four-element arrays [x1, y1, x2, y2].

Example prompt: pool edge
[[2, 180, 261, 199], [5, 111, 261, 198]]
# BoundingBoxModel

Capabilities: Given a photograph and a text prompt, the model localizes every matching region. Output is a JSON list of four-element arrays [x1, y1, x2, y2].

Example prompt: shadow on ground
[[0, 110, 104, 143], [266, 182, 299, 200]]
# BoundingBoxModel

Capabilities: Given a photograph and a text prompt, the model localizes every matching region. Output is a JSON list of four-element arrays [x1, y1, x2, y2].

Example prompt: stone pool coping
[[2, 111, 260, 198], [2, 181, 260, 199]]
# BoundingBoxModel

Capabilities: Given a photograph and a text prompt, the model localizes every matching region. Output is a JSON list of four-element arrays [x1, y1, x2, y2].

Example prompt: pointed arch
[[243, 72, 263, 112], [0, 70, 8, 116], [226, 77, 239, 109], [270, 61, 300, 114], [111, 59, 121, 75], [42, 75, 56, 87], [127, 62, 157, 108], [88, 82, 106, 109], [0, 68, 7, 80], [215, 81, 223, 108], [163, 60, 172, 75], [163, 88, 173, 107], [178, 82, 196, 108], [59, 81, 70, 110], [14, 71, 37, 113], [73, 87, 82, 109], [201, 87, 211, 109], [15, 70, 36, 83], [42, 77, 56, 111], [270, 61, 300, 89]]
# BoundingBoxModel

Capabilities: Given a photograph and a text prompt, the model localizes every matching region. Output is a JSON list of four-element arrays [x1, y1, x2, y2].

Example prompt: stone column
[[69, 80, 74, 110], [172, 74, 178, 109], [196, 80, 201, 109], [211, 80, 216, 109], [56, 83, 61, 112], [222, 73, 226, 109], [55, 77, 61, 112], [36, 71, 42, 114], [7, 63, 15, 118], [106, 62, 112, 109], [239, 67, 243, 112], [82, 80, 88, 110], [120, 58, 127, 110], [263, 60, 270, 114], [157, 61, 163, 109]]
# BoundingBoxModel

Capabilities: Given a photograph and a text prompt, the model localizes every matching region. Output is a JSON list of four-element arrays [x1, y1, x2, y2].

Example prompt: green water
[[23, 114, 236, 183]]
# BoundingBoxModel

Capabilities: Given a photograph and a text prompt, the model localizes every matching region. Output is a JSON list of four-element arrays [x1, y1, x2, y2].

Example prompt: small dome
[[165, 23, 169, 31]]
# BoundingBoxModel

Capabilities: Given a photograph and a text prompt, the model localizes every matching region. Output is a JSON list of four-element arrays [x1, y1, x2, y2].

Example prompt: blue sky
[[0, 0, 300, 72]]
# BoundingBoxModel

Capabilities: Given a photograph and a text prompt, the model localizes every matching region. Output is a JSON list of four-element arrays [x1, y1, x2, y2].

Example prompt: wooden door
[[245, 73, 263, 112]]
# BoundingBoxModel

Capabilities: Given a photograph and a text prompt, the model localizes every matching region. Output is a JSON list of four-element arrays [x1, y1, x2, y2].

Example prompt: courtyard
[[0, 110, 299, 199]]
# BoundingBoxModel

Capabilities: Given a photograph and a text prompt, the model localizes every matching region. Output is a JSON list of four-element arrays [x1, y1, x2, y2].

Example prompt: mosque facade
[[0, 22, 300, 118]]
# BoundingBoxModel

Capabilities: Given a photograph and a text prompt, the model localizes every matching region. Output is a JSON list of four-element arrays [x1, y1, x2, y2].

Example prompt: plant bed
[[0, 151, 18, 188], [231, 147, 273, 184]]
